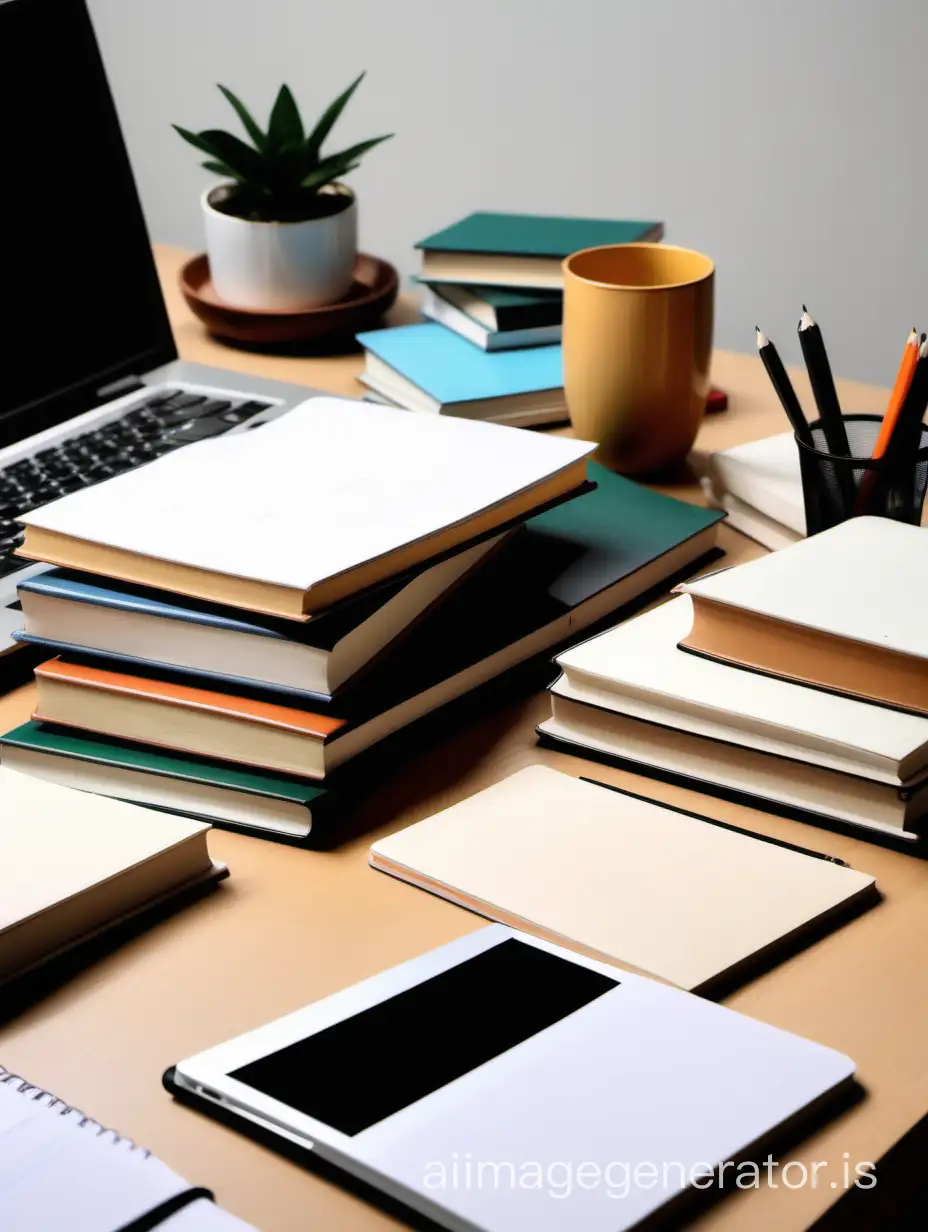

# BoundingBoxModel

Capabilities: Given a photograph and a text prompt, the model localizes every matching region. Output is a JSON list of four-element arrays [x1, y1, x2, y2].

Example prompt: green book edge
[[416, 212, 664, 257], [0, 722, 326, 807]]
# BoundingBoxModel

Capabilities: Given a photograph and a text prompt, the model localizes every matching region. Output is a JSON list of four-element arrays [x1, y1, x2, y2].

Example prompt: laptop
[[168, 926, 856, 1232], [0, 0, 323, 658]]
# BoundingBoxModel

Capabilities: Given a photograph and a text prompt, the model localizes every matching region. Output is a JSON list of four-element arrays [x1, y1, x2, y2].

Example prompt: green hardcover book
[[420, 282, 563, 332], [416, 211, 664, 289], [0, 722, 329, 844]]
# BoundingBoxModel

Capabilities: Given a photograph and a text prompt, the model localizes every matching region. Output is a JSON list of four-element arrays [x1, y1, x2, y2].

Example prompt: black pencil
[[755, 327, 814, 446], [797, 307, 851, 456]]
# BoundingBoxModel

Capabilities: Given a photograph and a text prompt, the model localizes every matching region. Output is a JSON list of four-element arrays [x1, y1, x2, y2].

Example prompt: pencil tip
[[802, 304, 808, 312], [755, 327, 768, 348], [799, 308, 814, 330]]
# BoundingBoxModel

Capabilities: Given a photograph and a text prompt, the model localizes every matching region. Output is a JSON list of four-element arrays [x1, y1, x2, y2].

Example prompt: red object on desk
[[707, 386, 728, 413]]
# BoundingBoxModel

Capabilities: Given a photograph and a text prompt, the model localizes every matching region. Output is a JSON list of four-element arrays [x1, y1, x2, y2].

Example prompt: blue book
[[356, 322, 566, 426], [15, 535, 502, 701]]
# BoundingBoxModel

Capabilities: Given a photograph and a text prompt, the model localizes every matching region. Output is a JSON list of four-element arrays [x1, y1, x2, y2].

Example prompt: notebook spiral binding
[[0, 1065, 149, 1156]]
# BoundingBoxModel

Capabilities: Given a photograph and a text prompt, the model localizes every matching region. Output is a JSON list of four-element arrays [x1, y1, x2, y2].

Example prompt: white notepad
[[370, 766, 876, 990], [0, 1068, 254, 1231]]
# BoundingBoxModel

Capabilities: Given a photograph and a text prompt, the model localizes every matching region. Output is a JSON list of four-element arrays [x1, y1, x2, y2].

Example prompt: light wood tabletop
[[0, 245, 923, 1232]]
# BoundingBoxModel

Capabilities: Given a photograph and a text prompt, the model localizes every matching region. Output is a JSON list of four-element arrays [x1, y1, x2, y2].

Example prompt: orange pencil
[[872, 327, 920, 459]]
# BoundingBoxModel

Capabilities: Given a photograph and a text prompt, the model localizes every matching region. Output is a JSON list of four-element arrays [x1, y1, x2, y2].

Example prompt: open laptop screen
[[0, 0, 175, 447]]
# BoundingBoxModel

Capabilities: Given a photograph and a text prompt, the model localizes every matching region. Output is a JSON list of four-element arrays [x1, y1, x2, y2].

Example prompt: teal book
[[417, 282, 563, 332], [357, 322, 566, 426], [415, 211, 664, 288], [0, 722, 329, 845]]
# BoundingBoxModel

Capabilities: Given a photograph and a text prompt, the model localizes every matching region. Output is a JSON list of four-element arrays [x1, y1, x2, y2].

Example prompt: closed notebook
[[415, 211, 664, 288], [16, 397, 594, 620], [15, 532, 504, 701], [370, 766, 877, 992], [0, 766, 224, 985], [0, 721, 329, 842], [357, 323, 565, 425], [678, 517, 928, 714]]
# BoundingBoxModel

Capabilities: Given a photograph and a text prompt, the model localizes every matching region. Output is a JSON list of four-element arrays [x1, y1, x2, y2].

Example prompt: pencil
[[755, 327, 814, 446], [871, 327, 919, 460], [854, 327, 920, 514], [798, 307, 850, 456], [885, 336, 928, 465]]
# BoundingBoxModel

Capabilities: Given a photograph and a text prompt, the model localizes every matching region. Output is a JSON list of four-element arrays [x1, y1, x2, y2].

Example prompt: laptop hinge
[[95, 374, 146, 402]]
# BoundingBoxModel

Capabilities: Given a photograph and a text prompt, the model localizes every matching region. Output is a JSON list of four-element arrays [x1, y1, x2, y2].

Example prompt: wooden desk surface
[[1, 245, 923, 1231]]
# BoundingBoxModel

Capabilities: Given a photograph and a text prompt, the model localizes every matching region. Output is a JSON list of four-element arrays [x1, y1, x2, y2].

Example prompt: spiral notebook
[[0, 1066, 254, 1231]]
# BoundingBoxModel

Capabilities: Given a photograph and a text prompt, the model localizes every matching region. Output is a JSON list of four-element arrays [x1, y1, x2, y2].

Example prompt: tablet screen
[[231, 938, 617, 1135]]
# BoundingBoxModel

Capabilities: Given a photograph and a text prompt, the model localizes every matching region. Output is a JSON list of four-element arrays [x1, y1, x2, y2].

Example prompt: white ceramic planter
[[202, 184, 357, 311]]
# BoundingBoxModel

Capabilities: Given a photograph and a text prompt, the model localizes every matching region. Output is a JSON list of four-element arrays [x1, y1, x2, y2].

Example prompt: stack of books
[[701, 431, 805, 550], [0, 396, 722, 844], [539, 516, 928, 848], [357, 210, 664, 426]]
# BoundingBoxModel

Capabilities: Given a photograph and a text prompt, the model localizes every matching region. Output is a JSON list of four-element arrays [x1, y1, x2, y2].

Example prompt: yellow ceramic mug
[[562, 244, 715, 474]]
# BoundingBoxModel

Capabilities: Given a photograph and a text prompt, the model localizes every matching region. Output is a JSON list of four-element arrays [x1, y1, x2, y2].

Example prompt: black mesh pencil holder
[[796, 414, 928, 536]]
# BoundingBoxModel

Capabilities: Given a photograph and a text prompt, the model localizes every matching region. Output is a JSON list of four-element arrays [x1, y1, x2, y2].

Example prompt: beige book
[[678, 517, 928, 714], [0, 767, 224, 984], [370, 765, 877, 992]]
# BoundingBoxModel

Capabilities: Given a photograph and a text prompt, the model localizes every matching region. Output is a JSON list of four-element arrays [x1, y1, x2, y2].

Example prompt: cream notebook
[[370, 766, 876, 991], [0, 766, 224, 983]]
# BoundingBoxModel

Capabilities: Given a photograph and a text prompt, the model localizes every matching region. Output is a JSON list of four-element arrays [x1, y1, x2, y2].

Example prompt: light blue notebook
[[357, 322, 562, 406]]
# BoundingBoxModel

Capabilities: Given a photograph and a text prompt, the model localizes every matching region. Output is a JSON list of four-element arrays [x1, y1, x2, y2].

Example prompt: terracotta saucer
[[179, 252, 399, 345]]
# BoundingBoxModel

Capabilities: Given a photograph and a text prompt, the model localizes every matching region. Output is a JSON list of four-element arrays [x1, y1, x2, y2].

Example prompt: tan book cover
[[0, 767, 222, 983], [370, 765, 877, 991]]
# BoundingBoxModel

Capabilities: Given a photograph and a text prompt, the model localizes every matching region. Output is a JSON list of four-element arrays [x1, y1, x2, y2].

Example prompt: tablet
[[170, 926, 855, 1232]]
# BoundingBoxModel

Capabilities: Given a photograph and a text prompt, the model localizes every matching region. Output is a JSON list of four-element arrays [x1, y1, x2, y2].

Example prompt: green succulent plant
[[174, 75, 392, 223]]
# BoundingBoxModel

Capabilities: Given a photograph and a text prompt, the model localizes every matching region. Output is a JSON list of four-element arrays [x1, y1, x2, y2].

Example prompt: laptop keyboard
[[0, 389, 271, 579]]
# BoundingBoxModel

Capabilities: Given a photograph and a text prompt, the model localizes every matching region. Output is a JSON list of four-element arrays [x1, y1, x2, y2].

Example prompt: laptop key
[[143, 390, 182, 408], [159, 393, 207, 412], [167, 416, 230, 442], [157, 401, 230, 427]]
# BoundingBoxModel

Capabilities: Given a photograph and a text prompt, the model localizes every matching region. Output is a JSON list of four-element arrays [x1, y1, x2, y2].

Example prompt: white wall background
[[88, 0, 927, 385]]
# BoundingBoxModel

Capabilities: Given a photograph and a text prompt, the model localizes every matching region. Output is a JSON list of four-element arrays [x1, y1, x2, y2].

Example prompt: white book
[[706, 431, 805, 534], [702, 481, 802, 551], [678, 517, 928, 714], [17, 397, 593, 620], [543, 596, 928, 836]]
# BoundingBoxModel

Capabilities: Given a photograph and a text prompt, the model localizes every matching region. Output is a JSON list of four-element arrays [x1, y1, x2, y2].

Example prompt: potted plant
[[174, 76, 391, 311]]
